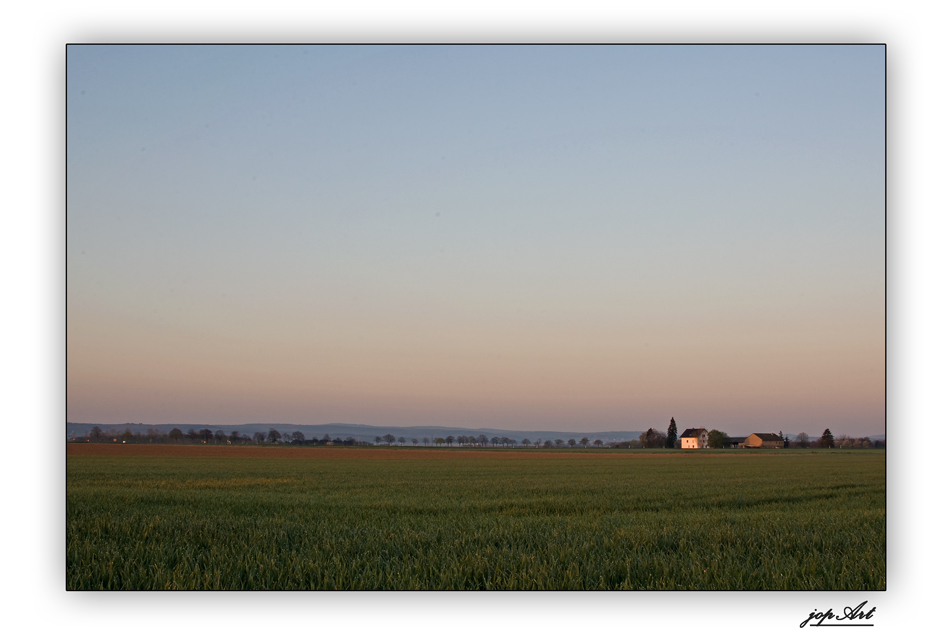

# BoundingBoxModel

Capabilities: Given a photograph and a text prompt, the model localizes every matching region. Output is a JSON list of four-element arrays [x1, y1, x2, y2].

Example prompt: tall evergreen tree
[[666, 417, 678, 448], [819, 429, 835, 448]]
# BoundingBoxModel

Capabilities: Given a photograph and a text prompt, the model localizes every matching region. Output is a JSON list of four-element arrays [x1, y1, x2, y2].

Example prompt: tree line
[[393, 435, 607, 448], [69, 425, 884, 450], [71, 426, 372, 446], [71, 427, 614, 448]]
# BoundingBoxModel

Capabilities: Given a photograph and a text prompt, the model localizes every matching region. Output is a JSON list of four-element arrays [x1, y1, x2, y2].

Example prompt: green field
[[66, 447, 885, 590]]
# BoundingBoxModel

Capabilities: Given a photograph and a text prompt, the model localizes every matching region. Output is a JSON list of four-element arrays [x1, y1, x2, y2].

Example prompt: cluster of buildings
[[679, 429, 785, 449]]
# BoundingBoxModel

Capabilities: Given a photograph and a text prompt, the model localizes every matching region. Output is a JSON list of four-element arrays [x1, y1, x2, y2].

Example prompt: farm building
[[743, 433, 784, 448], [680, 428, 708, 449]]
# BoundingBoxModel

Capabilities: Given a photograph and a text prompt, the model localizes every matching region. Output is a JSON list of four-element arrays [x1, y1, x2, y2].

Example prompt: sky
[[66, 44, 884, 437]]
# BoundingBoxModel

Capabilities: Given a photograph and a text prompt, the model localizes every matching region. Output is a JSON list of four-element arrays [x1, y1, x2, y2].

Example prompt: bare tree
[[838, 436, 872, 449], [522, 438, 531, 447], [567, 438, 576, 448]]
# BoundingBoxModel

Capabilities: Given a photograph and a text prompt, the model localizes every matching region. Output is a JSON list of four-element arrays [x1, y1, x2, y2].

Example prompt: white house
[[680, 428, 708, 449]]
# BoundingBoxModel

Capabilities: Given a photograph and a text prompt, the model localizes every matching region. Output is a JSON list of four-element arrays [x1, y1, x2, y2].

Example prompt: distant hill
[[65, 421, 644, 445]]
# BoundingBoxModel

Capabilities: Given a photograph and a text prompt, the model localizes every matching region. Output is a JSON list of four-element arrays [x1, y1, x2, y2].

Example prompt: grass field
[[66, 445, 885, 590]]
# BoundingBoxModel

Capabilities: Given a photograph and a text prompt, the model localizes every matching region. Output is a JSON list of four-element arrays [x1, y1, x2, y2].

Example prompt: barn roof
[[749, 433, 783, 441], [680, 428, 707, 438]]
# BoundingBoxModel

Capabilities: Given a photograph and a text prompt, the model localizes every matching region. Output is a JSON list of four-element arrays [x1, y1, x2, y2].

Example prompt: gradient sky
[[66, 44, 884, 436]]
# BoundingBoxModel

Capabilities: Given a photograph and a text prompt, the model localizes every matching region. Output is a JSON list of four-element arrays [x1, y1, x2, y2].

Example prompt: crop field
[[66, 445, 885, 590]]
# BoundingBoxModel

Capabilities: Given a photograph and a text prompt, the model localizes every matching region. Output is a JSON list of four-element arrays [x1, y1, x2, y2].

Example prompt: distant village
[[634, 420, 884, 449]]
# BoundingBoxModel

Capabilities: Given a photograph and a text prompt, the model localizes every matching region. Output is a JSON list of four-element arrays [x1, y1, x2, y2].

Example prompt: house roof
[[749, 433, 783, 441], [680, 428, 707, 438]]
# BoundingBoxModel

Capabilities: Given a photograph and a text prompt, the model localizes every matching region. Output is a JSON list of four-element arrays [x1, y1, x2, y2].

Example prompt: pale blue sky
[[67, 45, 884, 436]]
